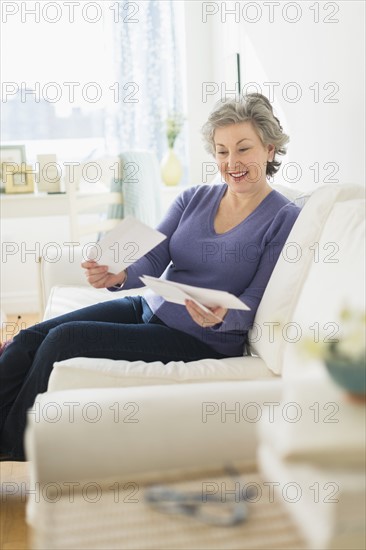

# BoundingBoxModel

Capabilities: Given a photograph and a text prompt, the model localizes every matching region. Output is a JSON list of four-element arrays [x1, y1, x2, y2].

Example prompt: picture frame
[[37, 154, 61, 193], [0, 145, 26, 192], [4, 163, 35, 194]]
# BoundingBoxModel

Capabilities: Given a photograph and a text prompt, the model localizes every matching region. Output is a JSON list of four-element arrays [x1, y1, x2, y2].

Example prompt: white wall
[[186, 0, 365, 191], [183, 1, 216, 185]]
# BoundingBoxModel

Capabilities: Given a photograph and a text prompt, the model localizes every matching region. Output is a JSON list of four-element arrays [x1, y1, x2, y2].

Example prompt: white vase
[[161, 148, 183, 186]]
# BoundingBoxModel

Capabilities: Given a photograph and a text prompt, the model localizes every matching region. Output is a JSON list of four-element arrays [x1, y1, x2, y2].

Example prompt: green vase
[[161, 148, 182, 186]]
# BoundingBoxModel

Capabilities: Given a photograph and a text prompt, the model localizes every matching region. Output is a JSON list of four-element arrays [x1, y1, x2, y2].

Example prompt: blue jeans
[[0, 296, 226, 461]]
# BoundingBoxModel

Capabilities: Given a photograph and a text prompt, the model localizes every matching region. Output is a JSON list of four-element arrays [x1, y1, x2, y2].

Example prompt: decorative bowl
[[325, 358, 366, 396]]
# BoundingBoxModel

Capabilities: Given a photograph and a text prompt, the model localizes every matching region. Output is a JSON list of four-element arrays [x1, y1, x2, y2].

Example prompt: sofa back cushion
[[281, 196, 365, 377], [249, 184, 365, 374]]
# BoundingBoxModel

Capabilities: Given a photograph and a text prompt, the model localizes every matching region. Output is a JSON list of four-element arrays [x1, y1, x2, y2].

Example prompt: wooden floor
[[1, 313, 40, 550], [1, 313, 41, 344], [0, 461, 30, 549]]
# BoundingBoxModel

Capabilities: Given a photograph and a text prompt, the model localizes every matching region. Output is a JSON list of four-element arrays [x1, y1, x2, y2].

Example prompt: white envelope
[[86, 216, 166, 274], [140, 275, 250, 314]]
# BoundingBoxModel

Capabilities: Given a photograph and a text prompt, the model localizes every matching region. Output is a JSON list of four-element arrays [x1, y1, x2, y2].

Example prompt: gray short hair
[[201, 93, 289, 177]]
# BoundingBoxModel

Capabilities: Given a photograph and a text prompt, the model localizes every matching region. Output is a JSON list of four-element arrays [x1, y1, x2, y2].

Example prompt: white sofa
[[25, 184, 365, 530]]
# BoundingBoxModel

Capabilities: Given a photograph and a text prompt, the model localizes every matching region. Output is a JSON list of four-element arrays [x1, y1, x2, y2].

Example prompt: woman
[[0, 93, 300, 460]]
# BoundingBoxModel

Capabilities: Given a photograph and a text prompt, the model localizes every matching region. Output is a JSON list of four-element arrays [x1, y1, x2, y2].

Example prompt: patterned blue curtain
[[105, 0, 187, 178]]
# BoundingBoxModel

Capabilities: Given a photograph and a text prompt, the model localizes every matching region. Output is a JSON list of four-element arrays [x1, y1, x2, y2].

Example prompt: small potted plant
[[161, 112, 184, 186]]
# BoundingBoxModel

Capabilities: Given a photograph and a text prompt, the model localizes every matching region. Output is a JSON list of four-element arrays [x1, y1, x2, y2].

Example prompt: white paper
[[86, 216, 166, 274], [140, 275, 250, 312]]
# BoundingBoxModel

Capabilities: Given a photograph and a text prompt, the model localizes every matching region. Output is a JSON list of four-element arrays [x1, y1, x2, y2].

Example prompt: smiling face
[[214, 121, 275, 194]]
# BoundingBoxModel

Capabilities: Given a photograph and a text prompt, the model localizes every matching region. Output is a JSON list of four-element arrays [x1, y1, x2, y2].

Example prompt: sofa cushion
[[282, 197, 365, 378], [271, 183, 308, 204], [249, 184, 365, 374], [48, 355, 277, 391]]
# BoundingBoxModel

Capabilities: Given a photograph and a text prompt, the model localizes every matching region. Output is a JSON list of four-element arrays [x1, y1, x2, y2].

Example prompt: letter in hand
[[81, 260, 126, 289]]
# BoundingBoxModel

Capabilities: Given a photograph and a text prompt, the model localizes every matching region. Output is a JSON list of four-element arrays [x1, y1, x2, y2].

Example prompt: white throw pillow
[[249, 184, 365, 374]]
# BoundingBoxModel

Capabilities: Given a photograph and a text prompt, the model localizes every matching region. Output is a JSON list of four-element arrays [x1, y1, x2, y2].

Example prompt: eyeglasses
[[144, 465, 254, 527]]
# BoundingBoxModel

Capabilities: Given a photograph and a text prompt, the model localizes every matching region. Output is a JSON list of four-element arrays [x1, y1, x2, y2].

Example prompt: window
[[1, 1, 187, 177]]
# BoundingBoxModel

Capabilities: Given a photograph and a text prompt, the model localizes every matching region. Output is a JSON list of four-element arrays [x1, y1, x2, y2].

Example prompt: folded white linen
[[258, 443, 366, 550], [258, 366, 366, 466]]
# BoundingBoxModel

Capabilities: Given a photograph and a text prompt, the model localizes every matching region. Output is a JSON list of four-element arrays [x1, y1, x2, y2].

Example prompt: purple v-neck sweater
[[114, 184, 300, 356]]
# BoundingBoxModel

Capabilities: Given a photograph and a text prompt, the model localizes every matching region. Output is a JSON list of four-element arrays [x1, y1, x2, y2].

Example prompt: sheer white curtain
[[105, 0, 188, 180]]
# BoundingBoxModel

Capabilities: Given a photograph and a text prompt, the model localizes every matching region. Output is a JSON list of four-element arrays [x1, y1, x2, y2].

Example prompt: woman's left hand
[[185, 299, 227, 327]]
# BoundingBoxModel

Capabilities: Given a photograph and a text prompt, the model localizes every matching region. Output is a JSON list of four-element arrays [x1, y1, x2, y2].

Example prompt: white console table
[[0, 185, 183, 315], [0, 186, 181, 219]]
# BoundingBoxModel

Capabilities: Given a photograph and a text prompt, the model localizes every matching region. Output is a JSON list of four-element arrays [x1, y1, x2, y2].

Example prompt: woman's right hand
[[81, 260, 127, 289]]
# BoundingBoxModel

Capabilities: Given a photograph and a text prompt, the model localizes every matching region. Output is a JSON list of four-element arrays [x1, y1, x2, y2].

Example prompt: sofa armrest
[[39, 246, 88, 309], [25, 380, 282, 485]]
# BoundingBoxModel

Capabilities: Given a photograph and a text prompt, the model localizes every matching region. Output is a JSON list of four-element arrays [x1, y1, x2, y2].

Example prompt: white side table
[[258, 367, 366, 550]]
